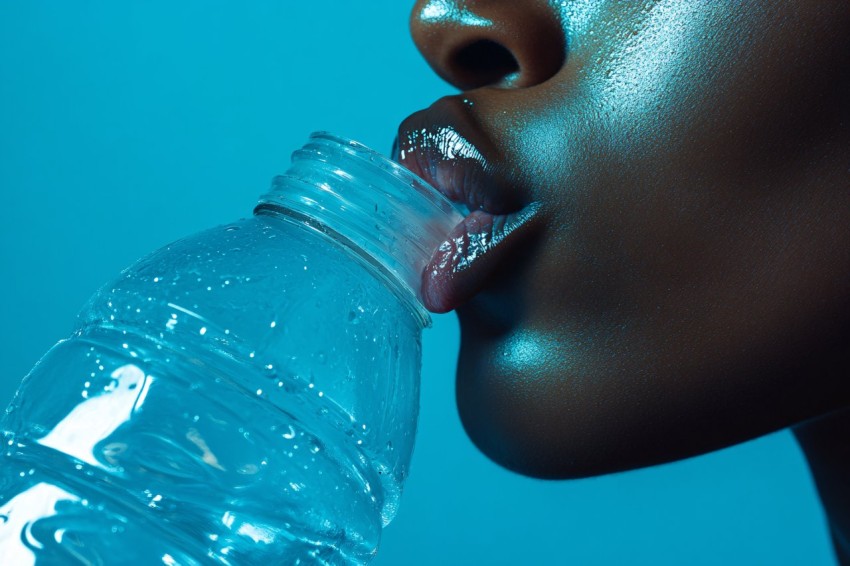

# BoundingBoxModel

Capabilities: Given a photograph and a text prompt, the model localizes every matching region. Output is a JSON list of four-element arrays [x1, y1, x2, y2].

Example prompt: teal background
[[0, 2, 835, 564]]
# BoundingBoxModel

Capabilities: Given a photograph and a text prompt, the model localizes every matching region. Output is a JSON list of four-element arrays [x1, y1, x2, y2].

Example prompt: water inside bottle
[[1, 213, 421, 564]]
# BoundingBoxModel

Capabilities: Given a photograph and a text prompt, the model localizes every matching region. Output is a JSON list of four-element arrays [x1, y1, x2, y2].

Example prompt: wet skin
[[398, 0, 850, 558]]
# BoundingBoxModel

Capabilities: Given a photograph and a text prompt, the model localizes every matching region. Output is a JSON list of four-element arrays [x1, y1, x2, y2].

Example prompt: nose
[[410, 0, 567, 90]]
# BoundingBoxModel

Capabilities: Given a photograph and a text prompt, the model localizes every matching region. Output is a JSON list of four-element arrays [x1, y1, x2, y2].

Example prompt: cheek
[[454, 315, 677, 479]]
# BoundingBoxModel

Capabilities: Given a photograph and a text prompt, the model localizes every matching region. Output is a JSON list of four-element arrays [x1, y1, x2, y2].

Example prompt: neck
[[795, 407, 850, 564]]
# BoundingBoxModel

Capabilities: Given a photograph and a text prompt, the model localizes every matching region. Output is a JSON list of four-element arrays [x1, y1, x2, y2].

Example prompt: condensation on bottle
[[0, 133, 463, 565]]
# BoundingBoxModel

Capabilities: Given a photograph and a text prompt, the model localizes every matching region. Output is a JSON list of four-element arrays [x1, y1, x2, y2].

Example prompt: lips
[[396, 96, 543, 313]]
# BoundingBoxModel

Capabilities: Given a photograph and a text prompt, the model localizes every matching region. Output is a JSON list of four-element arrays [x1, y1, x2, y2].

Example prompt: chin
[[452, 305, 623, 480], [452, 297, 836, 480]]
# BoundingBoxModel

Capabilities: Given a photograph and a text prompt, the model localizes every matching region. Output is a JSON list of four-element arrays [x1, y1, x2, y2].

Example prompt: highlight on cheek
[[594, 1, 710, 122]]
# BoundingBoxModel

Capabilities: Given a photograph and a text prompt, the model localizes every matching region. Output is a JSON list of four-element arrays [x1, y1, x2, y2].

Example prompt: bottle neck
[[254, 132, 464, 327]]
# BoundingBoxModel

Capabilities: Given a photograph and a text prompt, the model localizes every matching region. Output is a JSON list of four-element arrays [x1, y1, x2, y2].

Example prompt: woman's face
[[398, 1, 850, 478]]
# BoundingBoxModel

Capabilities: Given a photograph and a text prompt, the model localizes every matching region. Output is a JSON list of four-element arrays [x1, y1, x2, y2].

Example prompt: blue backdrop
[[0, 3, 835, 564]]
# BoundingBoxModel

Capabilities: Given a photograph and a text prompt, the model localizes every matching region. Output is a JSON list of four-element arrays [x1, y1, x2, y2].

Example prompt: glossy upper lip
[[395, 96, 521, 216]]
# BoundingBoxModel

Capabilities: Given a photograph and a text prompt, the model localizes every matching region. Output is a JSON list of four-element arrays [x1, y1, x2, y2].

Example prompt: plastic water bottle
[[0, 132, 463, 564]]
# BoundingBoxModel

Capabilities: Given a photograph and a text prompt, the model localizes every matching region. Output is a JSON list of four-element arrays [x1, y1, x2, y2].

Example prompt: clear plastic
[[0, 133, 464, 564]]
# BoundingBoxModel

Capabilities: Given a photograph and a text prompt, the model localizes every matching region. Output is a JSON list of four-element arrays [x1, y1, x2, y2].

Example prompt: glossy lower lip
[[421, 204, 542, 313], [396, 96, 542, 312]]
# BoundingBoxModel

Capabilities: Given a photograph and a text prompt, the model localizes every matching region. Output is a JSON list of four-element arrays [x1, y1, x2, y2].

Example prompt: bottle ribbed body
[[0, 133, 462, 564]]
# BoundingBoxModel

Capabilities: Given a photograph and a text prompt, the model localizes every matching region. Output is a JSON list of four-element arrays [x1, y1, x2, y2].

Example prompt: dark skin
[[399, 0, 850, 560]]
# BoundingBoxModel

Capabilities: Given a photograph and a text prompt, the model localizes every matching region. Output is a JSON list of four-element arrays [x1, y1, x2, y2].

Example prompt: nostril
[[452, 39, 520, 89], [410, 0, 567, 91]]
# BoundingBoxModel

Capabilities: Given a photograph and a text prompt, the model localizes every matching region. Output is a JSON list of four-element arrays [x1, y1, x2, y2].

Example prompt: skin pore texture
[[398, 0, 850, 559]]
